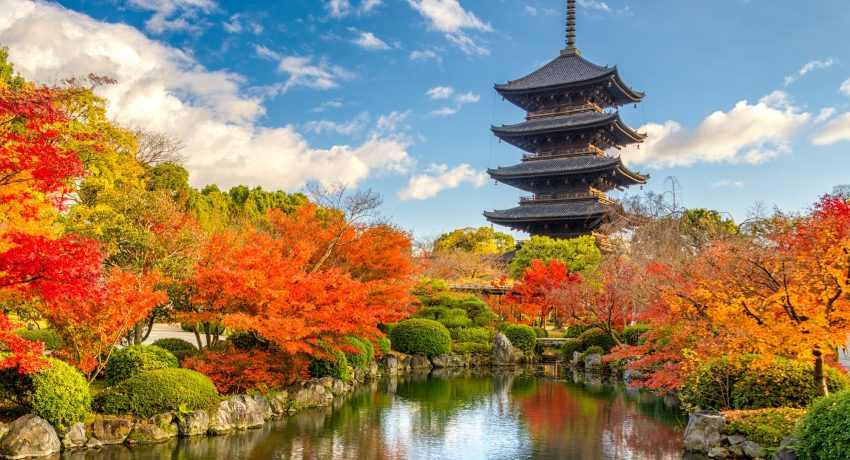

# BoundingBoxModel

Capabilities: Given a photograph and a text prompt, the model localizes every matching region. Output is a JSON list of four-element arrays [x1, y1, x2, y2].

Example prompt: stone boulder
[[409, 354, 432, 370], [366, 361, 380, 379], [208, 394, 265, 435], [707, 446, 731, 458], [290, 380, 334, 409], [0, 414, 60, 459], [773, 437, 797, 460], [267, 392, 289, 416], [177, 410, 209, 437], [252, 395, 273, 420], [430, 354, 451, 368], [492, 333, 516, 366], [330, 379, 350, 396], [0, 422, 7, 441], [584, 353, 604, 372], [91, 417, 133, 445], [570, 351, 582, 366], [740, 440, 763, 458], [378, 355, 399, 375], [682, 410, 725, 453], [127, 413, 178, 444], [61, 422, 87, 449]]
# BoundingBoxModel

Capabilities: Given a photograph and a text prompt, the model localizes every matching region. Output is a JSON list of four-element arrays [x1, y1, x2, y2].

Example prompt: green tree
[[434, 227, 515, 254], [508, 235, 601, 279]]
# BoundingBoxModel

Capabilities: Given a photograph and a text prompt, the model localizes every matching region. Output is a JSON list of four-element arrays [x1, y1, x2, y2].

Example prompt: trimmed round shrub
[[308, 349, 351, 381], [724, 408, 806, 448], [565, 325, 591, 338], [559, 338, 583, 361], [378, 322, 398, 338], [502, 324, 537, 354], [390, 318, 452, 357], [451, 327, 492, 344], [532, 327, 548, 338], [452, 342, 490, 356], [416, 306, 471, 329], [622, 324, 649, 346], [15, 329, 64, 351], [580, 345, 606, 362], [376, 336, 391, 355], [105, 345, 179, 384], [795, 389, 850, 460], [681, 355, 754, 411], [0, 358, 90, 430], [344, 337, 371, 369], [93, 368, 219, 418], [577, 328, 616, 352], [151, 338, 198, 362], [731, 358, 849, 409], [226, 331, 266, 351]]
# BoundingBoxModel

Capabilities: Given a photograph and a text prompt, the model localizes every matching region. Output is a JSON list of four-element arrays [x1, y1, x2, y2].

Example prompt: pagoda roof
[[494, 54, 643, 104], [491, 112, 645, 149], [488, 155, 648, 185], [484, 198, 608, 223]]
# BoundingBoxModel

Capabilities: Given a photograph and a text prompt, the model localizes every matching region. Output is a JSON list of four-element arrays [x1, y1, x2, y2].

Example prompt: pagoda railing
[[520, 188, 613, 204], [527, 102, 602, 120], [522, 145, 605, 161]]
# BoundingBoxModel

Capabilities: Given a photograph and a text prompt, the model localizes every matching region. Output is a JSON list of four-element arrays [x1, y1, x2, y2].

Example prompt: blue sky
[[2, 0, 850, 240]]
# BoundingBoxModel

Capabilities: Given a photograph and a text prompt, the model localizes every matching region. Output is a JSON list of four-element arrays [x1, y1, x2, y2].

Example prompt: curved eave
[[483, 199, 609, 223], [614, 159, 650, 185], [487, 161, 621, 181], [495, 67, 643, 107], [492, 113, 646, 144]]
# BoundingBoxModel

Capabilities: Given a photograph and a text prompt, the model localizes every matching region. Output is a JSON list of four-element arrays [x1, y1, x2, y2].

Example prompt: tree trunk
[[132, 323, 144, 345], [141, 315, 156, 341], [813, 349, 829, 397], [192, 324, 203, 350]]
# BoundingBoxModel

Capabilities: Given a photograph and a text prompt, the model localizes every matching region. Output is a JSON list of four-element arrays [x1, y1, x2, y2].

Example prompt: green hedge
[[503, 324, 537, 354], [795, 389, 850, 460], [376, 336, 391, 355], [724, 408, 806, 448], [0, 358, 90, 430], [227, 331, 266, 351], [565, 325, 591, 338], [580, 346, 605, 363], [93, 368, 218, 418], [15, 329, 64, 351], [450, 327, 492, 344], [622, 325, 649, 346], [532, 327, 548, 338], [105, 345, 179, 384], [559, 338, 583, 361], [308, 349, 351, 381], [390, 319, 452, 357], [344, 337, 371, 369], [415, 306, 471, 329], [452, 342, 491, 356], [577, 328, 615, 352], [151, 338, 198, 362]]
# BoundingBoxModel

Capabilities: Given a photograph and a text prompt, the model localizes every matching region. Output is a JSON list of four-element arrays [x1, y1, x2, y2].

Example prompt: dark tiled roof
[[492, 112, 617, 135], [484, 199, 607, 222], [495, 55, 615, 92], [488, 156, 620, 177]]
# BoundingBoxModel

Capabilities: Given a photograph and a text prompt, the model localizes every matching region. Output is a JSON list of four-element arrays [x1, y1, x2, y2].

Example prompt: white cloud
[[815, 107, 836, 123], [711, 179, 744, 188], [351, 30, 390, 50], [841, 78, 850, 97], [126, 0, 216, 34], [812, 113, 850, 145], [426, 86, 454, 99], [429, 107, 457, 116], [326, 0, 351, 18], [398, 163, 488, 200], [0, 0, 414, 191], [253, 47, 354, 94], [376, 111, 412, 135], [784, 58, 837, 86], [455, 91, 479, 104], [524, 6, 537, 16], [311, 100, 344, 113], [409, 48, 441, 63], [620, 91, 811, 168], [223, 13, 262, 34], [360, 0, 382, 13], [406, 0, 491, 55], [577, 0, 610, 12], [304, 112, 370, 136]]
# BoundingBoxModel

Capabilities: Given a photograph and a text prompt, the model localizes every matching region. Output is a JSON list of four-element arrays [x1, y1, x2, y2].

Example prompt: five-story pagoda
[[484, 0, 648, 240]]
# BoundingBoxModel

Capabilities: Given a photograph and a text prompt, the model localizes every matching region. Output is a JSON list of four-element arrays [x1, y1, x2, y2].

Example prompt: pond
[[65, 367, 689, 460]]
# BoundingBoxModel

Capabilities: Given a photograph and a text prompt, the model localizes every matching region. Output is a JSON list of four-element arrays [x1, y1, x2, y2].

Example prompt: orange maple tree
[[504, 259, 579, 326]]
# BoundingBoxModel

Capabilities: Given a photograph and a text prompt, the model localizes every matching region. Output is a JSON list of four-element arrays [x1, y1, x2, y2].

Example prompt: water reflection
[[65, 368, 688, 460]]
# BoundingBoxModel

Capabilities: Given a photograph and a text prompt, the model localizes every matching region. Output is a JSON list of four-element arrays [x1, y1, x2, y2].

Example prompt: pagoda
[[483, 0, 648, 240]]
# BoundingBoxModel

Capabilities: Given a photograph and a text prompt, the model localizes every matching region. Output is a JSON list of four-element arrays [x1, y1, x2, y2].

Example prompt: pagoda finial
[[562, 0, 581, 56]]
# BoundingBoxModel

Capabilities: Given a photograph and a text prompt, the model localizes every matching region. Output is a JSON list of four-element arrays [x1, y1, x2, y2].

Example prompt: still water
[[65, 367, 687, 460]]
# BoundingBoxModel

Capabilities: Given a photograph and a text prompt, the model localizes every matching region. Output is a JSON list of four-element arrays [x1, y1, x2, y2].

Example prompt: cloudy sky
[[2, 0, 850, 239]]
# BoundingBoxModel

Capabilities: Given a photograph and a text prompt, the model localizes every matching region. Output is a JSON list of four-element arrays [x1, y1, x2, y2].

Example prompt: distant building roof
[[488, 156, 648, 185], [491, 112, 646, 149], [484, 199, 607, 222]]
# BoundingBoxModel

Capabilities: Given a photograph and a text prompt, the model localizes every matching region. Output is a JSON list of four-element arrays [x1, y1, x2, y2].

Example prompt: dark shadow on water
[[64, 367, 689, 460]]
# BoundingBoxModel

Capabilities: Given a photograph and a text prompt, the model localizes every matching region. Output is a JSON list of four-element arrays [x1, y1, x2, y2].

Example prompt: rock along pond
[[64, 367, 688, 460]]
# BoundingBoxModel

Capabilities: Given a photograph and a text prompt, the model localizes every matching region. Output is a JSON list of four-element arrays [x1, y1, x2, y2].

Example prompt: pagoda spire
[[562, 0, 580, 56]]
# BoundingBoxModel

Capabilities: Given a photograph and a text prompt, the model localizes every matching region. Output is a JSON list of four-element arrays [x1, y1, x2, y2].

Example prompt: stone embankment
[[683, 410, 797, 460]]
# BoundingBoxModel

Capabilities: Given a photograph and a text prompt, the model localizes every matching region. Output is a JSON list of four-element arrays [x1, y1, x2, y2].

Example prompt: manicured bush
[[0, 358, 91, 430], [376, 336, 391, 355], [415, 306, 471, 329], [622, 324, 649, 346], [390, 318, 452, 357], [565, 325, 591, 338], [105, 345, 179, 384], [226, 331, 266, 351], [724, 408, 806, 448], [559, 338, 583, 361], [502, 324, 537, 354], [731, 358, 849, 409], [344, 337, 371, 369], [151, 338, 198, 362], [580, 345, 605, 362], [451, 342, 490, 356], [532, 327, 548, 338], [15, 329, 64, 351], [681, 355, 754, 411], [378, 322, 398, 337], [93, 368, 219, 418], [459, 298, 498, 327], [451, 327, 492, 344], [577, 328, 616, 352], [308, 349, 351, 381], [795, 389, 850, 460]]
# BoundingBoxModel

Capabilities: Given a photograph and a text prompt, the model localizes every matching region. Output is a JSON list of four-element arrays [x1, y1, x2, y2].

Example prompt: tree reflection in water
[[65, 368, 687, 460]]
